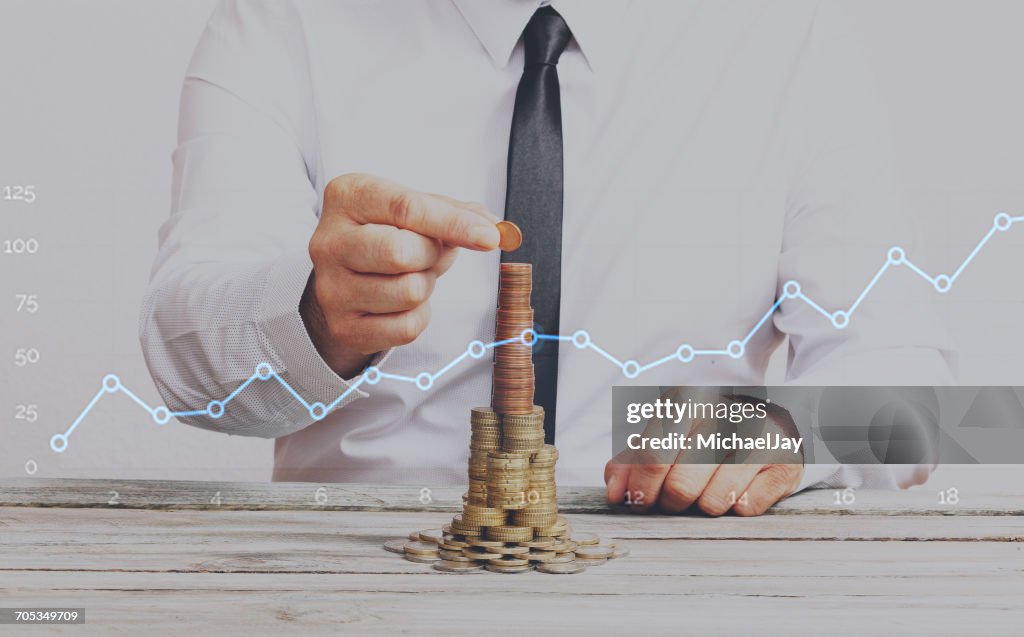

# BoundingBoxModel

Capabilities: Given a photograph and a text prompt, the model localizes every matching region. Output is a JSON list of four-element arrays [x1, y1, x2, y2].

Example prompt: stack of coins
[[467, 407, 500, 507], [386, 259, 623, 574], [512, 443, 558, 529], [492, 263, 534, 414]]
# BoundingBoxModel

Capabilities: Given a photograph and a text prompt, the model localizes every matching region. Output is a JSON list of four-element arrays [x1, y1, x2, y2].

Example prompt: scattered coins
[[385, 261, 623, 574], [496, 220, 523, 252]]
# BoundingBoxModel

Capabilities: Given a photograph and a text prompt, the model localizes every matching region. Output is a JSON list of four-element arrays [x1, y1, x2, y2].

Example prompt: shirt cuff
[[259, 250, 382, 411]]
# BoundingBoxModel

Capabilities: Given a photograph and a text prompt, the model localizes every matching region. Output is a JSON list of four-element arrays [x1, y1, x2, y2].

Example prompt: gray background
[[2, 0, 1023, 482]]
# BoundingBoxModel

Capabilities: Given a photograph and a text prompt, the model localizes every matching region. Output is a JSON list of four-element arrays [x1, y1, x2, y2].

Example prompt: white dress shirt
[[140, 0, 954, 490]]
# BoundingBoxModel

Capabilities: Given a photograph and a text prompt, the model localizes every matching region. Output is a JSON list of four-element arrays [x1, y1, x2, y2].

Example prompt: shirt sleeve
[[775, 1, 955, 490], [138, 0, 372, 438]]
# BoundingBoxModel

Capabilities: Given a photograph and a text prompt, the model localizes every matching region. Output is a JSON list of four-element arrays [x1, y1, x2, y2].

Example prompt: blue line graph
[[50, 212, 1022, 453]]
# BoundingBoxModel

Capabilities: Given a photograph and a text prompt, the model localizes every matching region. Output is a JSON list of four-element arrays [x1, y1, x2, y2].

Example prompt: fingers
[[622, 453, 673, 513], [341, 271, 437, 314], [732, 464, 803, 517], [604, 454, 633, 506], [658, 464, 718, 514], [696, 463, 766, 517], [328, 174, 499, 250], [345, 302, 433, 354], [329, 223, 448, 274]]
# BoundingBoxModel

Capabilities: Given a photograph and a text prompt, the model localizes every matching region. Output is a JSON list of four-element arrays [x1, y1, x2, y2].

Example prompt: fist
[[302, 174, 499, 377], [604, 396, 804, 516]]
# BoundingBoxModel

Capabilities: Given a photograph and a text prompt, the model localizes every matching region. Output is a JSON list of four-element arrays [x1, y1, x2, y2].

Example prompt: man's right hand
[[301, 173, 500, 378]]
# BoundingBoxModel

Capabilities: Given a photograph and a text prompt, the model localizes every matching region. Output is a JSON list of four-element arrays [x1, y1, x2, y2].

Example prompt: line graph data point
[[207, 400, 225, 419], [783, 281, 801, 299], [50, 434, 68, 453], [676, 344, 696, 363], [934, 275, 953, 294], [520, 328, 537, 346], [727, 341, 745, 359], [622, 360, 641, 379], [831, 311, 850, 329], [887, 247, 906, 265], [152, 407, 171, 425], [467, 340, 487, 359], [255, 362, 274, 381], [309, 402, 327, 421], [364, 366, 382, 385], [994, 213, 1013, 232], [102, 374, 121, 393], [572, 330, 591, 348], [416, 372, 433, 391]]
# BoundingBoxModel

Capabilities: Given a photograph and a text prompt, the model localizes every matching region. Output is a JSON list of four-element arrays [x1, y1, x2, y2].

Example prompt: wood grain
[[1, 479, 1021, 636], [2, 478, 1021, 515]]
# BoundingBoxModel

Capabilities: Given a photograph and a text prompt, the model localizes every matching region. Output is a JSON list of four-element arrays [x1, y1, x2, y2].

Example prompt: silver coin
[[537, 561, 588, 574], [485, 563, 533, 574], [383, 538, 409, 554], [433, 560, 485, 573]]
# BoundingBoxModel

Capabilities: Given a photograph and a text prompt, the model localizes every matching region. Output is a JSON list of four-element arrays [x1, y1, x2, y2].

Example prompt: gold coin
[[496, 221, 523, 252], [490, 556, 530, 568], [484, 544, 530, 555], [418, 529, 444, 544], [404, 541, 441, 556], [404, 554, 441, 564]]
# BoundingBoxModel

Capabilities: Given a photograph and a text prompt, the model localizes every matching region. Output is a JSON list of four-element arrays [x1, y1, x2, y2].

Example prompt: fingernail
[[469, 225, 499, 249]]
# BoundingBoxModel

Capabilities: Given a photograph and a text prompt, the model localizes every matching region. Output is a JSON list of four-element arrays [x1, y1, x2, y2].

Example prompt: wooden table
[[1, 478, 1022, 635]]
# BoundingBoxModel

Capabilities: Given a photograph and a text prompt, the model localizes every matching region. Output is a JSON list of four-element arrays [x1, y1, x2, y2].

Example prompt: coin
[[383, 538, 409, 554], [404, 541, 441, 556], [404, 554, 441, 564], [572, 532, 600, 546], [418, 529, 444, 544], [485, 563, 533, 574], [610, 545, 631, 559], [433, 560, 485, 573], [537, 561, 588, 574], [575, 545, 614, 560], [546, 552, 576, 564], [484, 544, 530, 555], [438, 550, 476, 562], [496, 221, 523, 252]]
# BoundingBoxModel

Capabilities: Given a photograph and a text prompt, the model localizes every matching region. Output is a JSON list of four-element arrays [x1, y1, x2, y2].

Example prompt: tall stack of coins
[[386, 245, 622, 574], [492, 263, 534, 414]]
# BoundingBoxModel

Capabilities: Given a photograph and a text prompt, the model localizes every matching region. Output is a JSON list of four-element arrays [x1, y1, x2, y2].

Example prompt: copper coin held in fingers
[[496, 221, 523, 252]]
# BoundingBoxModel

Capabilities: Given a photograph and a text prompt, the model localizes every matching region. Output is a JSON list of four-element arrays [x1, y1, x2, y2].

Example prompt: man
[[140, 0, 953, 515]]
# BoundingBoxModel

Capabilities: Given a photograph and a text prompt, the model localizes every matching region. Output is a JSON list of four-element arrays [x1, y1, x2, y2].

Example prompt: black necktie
[[502, 6, 572, 444]]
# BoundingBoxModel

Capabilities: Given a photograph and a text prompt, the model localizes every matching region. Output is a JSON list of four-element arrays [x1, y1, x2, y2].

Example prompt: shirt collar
[[451, 0, 631, 72]]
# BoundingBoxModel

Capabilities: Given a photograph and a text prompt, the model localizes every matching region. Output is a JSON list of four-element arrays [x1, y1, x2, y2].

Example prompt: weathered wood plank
[[2, 478, 1021, 515], [1, 579, 1022, 637], [1, 509, 1022, 575], [2, 508, 1023, 545]]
